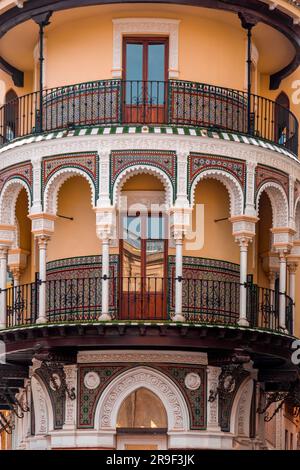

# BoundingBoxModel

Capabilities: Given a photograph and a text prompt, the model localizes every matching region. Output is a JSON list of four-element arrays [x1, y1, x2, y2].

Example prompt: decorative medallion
[[50, 373, 61, 391], [184, 372, 201, 390], [84, 372, 101, 390]]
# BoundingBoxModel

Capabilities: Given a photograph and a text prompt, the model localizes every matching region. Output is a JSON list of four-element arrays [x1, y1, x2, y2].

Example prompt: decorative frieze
[[77, 350, 208, 365], [42, 152, 99, 207], [0, 161, 32, 197], [188, 153, 246, 195], [255, 164, 289, 199], [110, 149, 176, 203]]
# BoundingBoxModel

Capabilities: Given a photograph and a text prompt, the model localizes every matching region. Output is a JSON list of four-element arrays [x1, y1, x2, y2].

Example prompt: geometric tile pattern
[[188, 153, 246, 198], [255, 163, 289, 198], [0, 161, 33, 196], [42, 152, 99, 201]]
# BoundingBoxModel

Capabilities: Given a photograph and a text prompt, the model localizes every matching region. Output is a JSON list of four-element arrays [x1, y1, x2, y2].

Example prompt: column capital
[[36, 234, 51, 248], [230, 214, 258, 241], [28, 213, 56, 237], [287, 262, 298, 274], [0, 245, 9, 257], [95, 206, 116, 241], [235, 236, 252, 248], [272, 227, 295, 254], [169, 206, 192, 238]]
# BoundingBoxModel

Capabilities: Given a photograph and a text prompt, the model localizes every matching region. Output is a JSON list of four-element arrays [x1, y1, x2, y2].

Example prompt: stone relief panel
[[77, 363, 206, 430]]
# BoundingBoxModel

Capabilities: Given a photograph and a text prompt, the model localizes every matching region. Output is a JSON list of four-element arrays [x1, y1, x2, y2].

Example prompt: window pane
[[126, 43, 143, 105], [148, 44, 165, 104]]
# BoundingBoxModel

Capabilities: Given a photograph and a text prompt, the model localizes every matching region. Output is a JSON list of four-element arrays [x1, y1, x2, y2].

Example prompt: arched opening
[[117, 387, 168, 430], [255, 192, 279, 330], [275, 92, 290, 146], [119, 173, 168, 320], [182, 178, 242, 324], [6, 187, 32, 326], [4, 89, 18, 142]]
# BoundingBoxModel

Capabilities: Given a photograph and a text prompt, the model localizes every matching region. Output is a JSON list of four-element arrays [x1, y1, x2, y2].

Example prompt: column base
[[98, 313, 112, 321], [238, 318, 249, 327], [279, 326, 288, 334], [172, 314, 186, 322], [36, 317, 47, 324]]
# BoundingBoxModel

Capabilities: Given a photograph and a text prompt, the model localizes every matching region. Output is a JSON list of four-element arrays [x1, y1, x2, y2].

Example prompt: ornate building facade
[[0, 0, 300, 450]]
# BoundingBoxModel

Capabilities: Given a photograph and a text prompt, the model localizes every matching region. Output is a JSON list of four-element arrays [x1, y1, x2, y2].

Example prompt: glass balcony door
[[123, 37, 168, 124], [120, 213, 167, 320]]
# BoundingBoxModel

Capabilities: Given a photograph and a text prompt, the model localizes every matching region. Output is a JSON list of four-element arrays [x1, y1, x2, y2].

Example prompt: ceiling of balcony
[[0, 4, 296, 76]]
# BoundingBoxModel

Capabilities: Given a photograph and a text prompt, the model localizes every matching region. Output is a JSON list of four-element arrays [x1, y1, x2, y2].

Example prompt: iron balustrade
[[246, 284, 294, 334], [4, 276, 294, 335], [6, 282, 38, 327], [0, 79, 298, 155], [180, 278, 240, 325]]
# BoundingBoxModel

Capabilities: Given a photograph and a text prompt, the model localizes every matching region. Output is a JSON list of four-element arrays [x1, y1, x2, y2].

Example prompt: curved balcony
[[0, 79, 298, 155], [5, 276, 294, 335]]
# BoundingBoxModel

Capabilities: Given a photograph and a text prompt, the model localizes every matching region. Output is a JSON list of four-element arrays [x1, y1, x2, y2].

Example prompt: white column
[[278, 252, 287, 331], [238, 238, 249, 327], [173, 236, 185, 322], [99, 237, 111, 321], [288, 262, 297, 334], [0, 247, 8, 329], [36, 236, 49, 324]]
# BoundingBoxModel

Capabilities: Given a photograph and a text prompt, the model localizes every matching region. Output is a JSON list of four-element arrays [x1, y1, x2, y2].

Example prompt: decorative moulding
[[112, 18, 180, 78], [77, 349, 208, 365]]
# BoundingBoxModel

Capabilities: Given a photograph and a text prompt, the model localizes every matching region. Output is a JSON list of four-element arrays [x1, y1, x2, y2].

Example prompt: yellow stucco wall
[[47, 176, 99, 261]]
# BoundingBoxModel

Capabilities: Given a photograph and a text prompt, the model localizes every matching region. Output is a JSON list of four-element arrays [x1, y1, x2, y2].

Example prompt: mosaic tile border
[[0, 125, 297, 160]]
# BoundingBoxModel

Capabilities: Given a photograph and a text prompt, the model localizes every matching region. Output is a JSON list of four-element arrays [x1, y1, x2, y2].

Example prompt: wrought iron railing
[[0, 79, 298, 155], [6, 282, 38, 327], [4, 276, 294, 335]]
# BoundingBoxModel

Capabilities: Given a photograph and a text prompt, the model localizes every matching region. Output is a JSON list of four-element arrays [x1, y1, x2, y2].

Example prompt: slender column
[[36, 235, 50, 324], [288, 262, 297, 332], [238, 238, 249, 327], [99, 237, 111, 321], [173, 236, 185, 322], [32, 12, 52, 132], [0, 248, 8, 329], [278, 252, 287, 331]]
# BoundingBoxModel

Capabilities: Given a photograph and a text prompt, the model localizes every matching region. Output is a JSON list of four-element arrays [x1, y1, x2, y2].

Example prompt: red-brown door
[[123, 37, 168, 124], [120, 213, 167, 320]]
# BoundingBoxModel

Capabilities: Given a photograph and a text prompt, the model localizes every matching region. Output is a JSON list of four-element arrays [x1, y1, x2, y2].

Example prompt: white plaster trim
[[77, 349, 208, 364], [31, 374, 53, 434], [0, 178, 31, 225], [256, 181, 289, 227], [112, 18, 180, 78], [189, 168, 244, 216], [44, 167, 96, 215], [94, 366, 190, 432], [113, 164, 174, 209]]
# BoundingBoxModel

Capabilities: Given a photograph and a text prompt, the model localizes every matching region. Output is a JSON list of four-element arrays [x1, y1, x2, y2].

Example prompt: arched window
[[4, 89, 18, 142], [275, 92, 290, 146], [117, 388, 168, 429]]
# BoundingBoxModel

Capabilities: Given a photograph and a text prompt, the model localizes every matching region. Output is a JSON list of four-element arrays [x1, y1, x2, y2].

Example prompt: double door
[[123, 37, 168, 124]]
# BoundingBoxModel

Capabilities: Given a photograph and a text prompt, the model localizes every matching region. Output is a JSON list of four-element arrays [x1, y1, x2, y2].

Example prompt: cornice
[[0, 132, 299, 181]]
